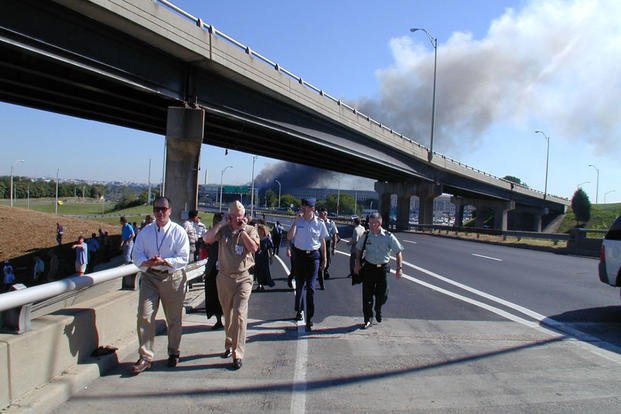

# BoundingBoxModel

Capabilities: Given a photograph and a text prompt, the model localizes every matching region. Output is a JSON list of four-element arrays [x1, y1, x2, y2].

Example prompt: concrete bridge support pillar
[[379, 192, 392, 225], [450, 196, 465, 227], [396, 194, 412, 231], [493, 200, 515, 232], [164, 107, 205, 223], [417, 183, 442, 227], [456, 197, 515, 231], [375, 181, 441, 230]]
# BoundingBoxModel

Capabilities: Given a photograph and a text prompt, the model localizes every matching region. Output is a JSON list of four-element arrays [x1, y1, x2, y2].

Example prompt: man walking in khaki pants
[[203, 200, 259, 370], [130, 196, 190, 374]]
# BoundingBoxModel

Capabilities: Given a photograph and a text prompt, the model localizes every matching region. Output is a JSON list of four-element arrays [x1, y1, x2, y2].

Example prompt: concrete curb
[[4, 333, 137, 414]]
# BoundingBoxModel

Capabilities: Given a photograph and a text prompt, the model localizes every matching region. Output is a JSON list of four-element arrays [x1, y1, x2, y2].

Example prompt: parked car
[[599, 215, 621, 292]]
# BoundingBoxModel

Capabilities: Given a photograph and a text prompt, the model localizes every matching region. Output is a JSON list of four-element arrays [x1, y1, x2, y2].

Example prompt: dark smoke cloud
[[253, 161, 339, 191], [353, 0, 621, 159]]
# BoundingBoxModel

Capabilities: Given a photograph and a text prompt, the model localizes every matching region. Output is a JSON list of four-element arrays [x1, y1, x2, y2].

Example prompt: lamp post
[[534, 130, 550, 200], [219, 165, 233, 212], [250, 155, 258, 217], [274, 179, 281, 209], [410, 27, 437, 162], [147, 158, 152, 205], [576, 181, 590, 189], [55, 168, 60, 215], [10, 159, 24, 207], [588, 164, 600, 204], [604, 190, 615, 204]]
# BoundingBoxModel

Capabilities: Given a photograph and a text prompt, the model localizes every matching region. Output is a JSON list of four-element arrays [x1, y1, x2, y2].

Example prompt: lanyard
[[155, 225, 170, 256]]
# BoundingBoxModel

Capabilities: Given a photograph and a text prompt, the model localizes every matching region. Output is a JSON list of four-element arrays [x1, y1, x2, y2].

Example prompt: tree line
[[0, 176, 159, 208]]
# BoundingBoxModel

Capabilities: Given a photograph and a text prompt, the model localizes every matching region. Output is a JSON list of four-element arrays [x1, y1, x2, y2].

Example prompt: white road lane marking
[[402, 240, 417, 244], [394, 258, 621, 364], [336, 250, 621, 363], [273, 255, 308, 413], [472, 253, 502, 261]]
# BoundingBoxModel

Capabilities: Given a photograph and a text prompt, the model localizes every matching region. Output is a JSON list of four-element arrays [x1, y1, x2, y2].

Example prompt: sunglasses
[[153, 206, 169, 212]]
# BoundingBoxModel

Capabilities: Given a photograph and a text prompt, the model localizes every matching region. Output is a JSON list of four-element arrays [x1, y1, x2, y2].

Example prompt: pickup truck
[[599, 215, 621, 290]]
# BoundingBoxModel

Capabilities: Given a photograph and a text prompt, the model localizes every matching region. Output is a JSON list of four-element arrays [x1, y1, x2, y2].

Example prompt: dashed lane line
[[273, 255, 308, 413], [472, 253, 503, 261]]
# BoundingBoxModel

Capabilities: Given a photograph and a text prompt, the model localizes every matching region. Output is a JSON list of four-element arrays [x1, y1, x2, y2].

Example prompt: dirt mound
[[1, 205, 121, 286], [0, 205, 120, 261]]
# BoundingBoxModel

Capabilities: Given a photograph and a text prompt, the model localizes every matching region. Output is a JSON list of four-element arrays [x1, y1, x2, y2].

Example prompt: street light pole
[[250, 155, 258, 218], [604, 190, 615, 204], [147, 158, 152, 205], [588, 164, 600, 204], [534, 130, 550, 200], [10, 159, 24, 207], [219, 165, 233, 212], [410, 27, 437, 162], [274, 179, 281, 209], [55, 168, 60, 215]]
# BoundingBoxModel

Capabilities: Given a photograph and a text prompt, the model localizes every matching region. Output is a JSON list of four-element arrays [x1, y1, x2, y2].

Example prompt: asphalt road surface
[[49, 230, 621, 414]]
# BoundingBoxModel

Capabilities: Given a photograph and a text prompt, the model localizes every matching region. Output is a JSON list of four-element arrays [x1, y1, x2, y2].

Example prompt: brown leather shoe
[[131, 358, 151, 374]]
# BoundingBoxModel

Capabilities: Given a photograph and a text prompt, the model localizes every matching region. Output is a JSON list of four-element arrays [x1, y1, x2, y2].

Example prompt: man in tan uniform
[[203, 201, 259, 370]]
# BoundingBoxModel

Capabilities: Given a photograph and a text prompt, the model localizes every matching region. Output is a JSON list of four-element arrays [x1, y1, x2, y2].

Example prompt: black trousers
[[362, 264, 389, 322], [294, 249, 320, 321]]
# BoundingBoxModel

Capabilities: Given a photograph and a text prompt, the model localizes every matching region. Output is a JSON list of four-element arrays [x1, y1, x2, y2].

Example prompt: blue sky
[[1, 0, 619, 203]]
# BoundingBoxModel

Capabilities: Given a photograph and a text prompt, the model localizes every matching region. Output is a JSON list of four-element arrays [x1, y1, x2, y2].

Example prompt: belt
[[364, 262, 389, 268], [294, 247, 318, 255]]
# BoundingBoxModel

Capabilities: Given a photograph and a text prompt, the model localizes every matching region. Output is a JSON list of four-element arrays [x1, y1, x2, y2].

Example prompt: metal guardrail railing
[[411, 224, 607, 244], [0, 259, 207, 334], [154, 0, 566, 202]]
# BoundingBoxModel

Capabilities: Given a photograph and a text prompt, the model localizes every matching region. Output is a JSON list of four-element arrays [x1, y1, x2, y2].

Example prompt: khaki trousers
[[217, 272, 253, 360], [137, 270, 186, 361]]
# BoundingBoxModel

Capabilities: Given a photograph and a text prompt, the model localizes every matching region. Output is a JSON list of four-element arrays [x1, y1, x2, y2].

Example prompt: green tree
[[324, 193, 357, 215], [264, 189, 277, 208], [571, 188, 591, 226], [503, 175, 528, 187], [280, 194, 300, 210]]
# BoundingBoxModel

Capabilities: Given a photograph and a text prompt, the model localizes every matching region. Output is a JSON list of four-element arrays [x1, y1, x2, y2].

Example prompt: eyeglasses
[[153, 206, 169, 212]]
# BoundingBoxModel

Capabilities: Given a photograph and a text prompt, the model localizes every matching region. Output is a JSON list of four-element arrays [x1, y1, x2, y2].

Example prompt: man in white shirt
[[348, 217, 366, 277], [131, 196, 190, 374]]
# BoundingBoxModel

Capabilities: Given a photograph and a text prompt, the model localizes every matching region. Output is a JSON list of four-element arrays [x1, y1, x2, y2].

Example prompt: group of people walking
[[129, 196, 404, 375]]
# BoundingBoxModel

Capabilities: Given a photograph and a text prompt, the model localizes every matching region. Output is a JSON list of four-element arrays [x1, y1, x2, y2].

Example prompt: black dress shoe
[[376, 314, 382, 323], [167, 354, 179, 367], [232, 358, 242, 370], [295, 312, 303, 321], [362, 320, 372, 329], [222, 349, 232, 358], [131, 357, 151, 374], [211, 320, 224, 330]]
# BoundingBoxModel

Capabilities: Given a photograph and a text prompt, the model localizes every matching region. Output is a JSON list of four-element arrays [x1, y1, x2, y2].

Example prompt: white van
[[599, 215, 621, 290]]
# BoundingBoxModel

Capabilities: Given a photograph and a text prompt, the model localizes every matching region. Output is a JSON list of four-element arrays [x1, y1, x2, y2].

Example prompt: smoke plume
[[253, 162, 339, 191], [355, 0, 621, 158]]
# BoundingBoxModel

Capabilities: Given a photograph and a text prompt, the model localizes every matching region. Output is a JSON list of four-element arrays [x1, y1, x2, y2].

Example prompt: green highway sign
[[223, 185, 249, 194]]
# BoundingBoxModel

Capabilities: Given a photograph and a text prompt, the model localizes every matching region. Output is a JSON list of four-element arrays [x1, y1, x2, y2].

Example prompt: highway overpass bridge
[[0, 0, 569, 230]]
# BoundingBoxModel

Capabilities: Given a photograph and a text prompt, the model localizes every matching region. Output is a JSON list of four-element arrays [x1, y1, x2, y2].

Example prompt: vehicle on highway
[[599, 215, 621, 296]]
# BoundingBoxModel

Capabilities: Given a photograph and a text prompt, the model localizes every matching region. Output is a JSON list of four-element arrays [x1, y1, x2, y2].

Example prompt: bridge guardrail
[[0, 260, 206, 334], [411, 224, 604, 256]]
